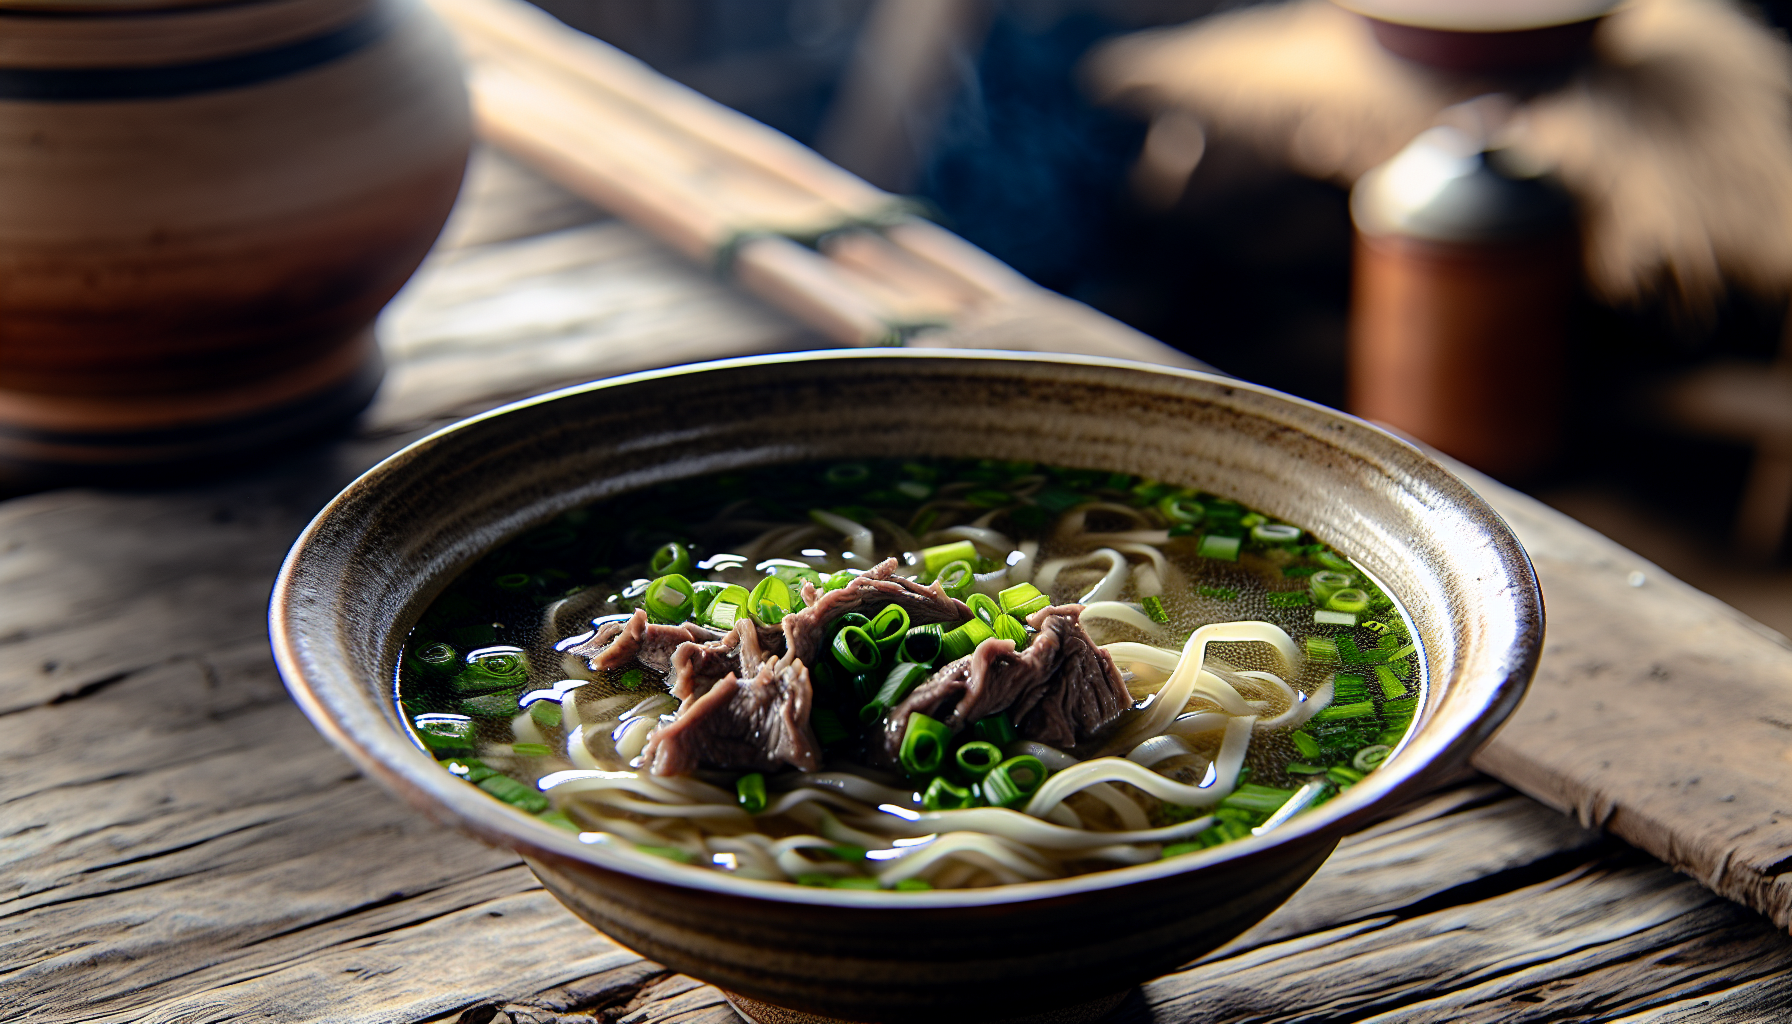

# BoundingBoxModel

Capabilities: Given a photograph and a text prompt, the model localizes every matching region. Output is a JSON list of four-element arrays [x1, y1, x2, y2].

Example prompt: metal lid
[[1352, 125, 1573, 243]]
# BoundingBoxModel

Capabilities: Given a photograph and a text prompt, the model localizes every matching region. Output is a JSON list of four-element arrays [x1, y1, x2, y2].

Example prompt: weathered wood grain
[[6, 79, 1792, 1024], [1468, 472, 1792, 929]]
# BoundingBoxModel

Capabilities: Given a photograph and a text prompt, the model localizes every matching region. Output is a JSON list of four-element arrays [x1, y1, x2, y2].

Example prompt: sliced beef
[[786, 557, 971, 664], [643, 657, 821, 775], [875, 604, 1129, 765], [667, 619, 783, 701], [568, 609, 725, 674]]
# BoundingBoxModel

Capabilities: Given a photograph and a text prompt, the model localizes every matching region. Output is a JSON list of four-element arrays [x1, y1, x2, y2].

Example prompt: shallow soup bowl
[[270, 350, 1541, 1024]]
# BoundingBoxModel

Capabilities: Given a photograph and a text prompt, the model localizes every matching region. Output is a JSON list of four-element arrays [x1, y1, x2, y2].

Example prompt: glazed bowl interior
[[272, 350, 1540, 1020]]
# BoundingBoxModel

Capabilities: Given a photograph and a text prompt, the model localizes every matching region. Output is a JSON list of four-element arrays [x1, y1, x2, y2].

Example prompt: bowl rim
[[270, 347, 1541, 908]]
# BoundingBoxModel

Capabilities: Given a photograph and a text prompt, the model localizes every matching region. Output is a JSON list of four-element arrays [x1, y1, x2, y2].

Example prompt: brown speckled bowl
[[270, 351, 1541, 1024]]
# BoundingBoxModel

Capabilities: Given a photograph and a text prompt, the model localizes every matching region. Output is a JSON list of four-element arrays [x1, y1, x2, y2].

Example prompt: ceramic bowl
[[270, 350, 1541, 1024]]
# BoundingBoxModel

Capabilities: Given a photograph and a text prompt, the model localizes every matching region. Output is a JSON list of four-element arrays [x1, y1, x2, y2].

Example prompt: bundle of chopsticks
[[428, 0, 1053, 348]]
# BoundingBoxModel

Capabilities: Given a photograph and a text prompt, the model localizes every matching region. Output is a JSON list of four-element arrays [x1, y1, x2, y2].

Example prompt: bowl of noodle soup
[[271, 350, 1540, 1024]]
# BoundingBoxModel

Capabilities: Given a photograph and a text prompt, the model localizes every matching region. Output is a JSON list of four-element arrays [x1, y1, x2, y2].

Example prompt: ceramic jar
[[1349, 122, 1577, 480], [0, 0, 470, 485]]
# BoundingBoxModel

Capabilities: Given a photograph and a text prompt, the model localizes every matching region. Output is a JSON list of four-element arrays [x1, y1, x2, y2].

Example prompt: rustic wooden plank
[[1466, 471, 1792, 929]]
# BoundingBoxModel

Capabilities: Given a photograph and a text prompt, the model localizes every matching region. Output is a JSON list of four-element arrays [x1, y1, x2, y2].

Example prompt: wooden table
[[7, 147, 1792, 1024]]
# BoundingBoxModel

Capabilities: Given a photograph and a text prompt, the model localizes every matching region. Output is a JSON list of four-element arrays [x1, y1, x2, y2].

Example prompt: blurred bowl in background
[[0, 0, 471, 486]]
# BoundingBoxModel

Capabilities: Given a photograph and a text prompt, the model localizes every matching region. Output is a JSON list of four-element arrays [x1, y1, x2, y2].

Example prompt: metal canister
[[1349, 122, 1576, 479]]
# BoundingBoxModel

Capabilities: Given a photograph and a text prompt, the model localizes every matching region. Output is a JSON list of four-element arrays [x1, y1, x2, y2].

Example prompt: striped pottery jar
[[0, 0, 470, 485]]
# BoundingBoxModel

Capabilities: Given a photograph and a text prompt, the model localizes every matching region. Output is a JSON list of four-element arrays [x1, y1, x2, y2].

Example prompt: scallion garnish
[[972, 712, 1017, 746], [933, 559, 975, 599], [991, 613, 1028, 647], [643, 574, 695, 623], [649, 541, 694, 578], [899, 623, 944, 664], [954, 740, 1004, 779], [832, 625, 880, 672], [939, 617, 994, 661], [1325, 588, 1370, 613], [737, 772, 767, 813], [983, 755, 1048, 808], [966, 593, 1002, 626], [899, 712, 951, 775], [1352, 745, 1391, 772], [1196, 535, 1242, 561], [1142, 595, 1170, 622], [921, 539, 977, 574], [997, 582, 1050, 618], [923, 776, 977, 811], [866, 603, 911, 652], [747, 576, 794, 625]]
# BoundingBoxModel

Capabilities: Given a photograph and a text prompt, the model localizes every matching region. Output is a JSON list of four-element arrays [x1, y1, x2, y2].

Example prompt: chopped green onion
[[1162, 841, 1203, 858], [922, 539, 977, 574], [529, 700, 562, 729], [1142, 595, 1170, 623], [618, 668, 643, 690], [1316, 550, 1354, 572], [933, 559, 975, 599], [825, 570, 857, 592], [896, 480, 932, 501], [1286, 761, 1327, 775], [511, 742, 552, 757], [649, 541, 694, 578], [899, 624, 944, 665], [867, 661, 931, 716], [991, 613, 1028, 647], [644, 574, 695, 622], [894, 878, 933, 891], [1252, 524, 1301, 544], [1240, 513, 1265, 528], [1327, 766, 1365, 787], [954, 740, 1004, 779], [1197, 535, 1241, 561], [1325, 588, 1370, 613], [689, 581, 726, 618], [1034, 485, 1085, 513], [769, 564, 824, 591], [866, 603, 911, 652], [833, 625, 880, 672], [1353, 745, 1392, 772], [1389, 643, 1417, 661], [1374, 664, 1407, 698], [939, 618, 994, 661], [1157, 494, 1205, 523], [923, 776, 977, 811], [1219, 784, 1297, 815], [825, 462, 870, 486], [1309, 570, 1355, 601], [748, 576, 794, 624], [966, 592, 1002, 626], [1313, 701, 1376, 721], [495, 572, 532, 590], [415, 715, 476, 758], [1290, 730, 1321, 759], [899, 712, 951, 775], [703, 584, 751, 629], [998, 582, 1050, 618], [478, 774, 549, 813], [1314, 609, 1359, 626], [637, 844, 695, 864], [983, 755, 1048, 808], [972, 712, 1017, 746], [1304, 637, 1339, 664], [737, 772, 767, 813], [1197, 585, 1239, 601], [1266, 591, 1310, 608]]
